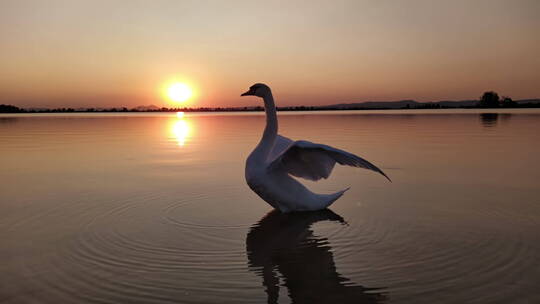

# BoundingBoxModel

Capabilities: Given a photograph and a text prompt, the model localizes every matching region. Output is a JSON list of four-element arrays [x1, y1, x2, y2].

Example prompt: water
[[1, 109, 539, 303]]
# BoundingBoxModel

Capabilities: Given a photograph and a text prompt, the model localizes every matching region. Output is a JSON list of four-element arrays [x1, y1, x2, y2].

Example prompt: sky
[[0, 0, 539, 108]]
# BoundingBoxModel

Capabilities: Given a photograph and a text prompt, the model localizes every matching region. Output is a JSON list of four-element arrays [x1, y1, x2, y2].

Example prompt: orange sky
[[1, 0, 539, 108]]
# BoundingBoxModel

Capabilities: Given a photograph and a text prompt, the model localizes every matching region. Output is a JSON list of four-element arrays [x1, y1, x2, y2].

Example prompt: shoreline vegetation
[[2, 92, 539, 113]]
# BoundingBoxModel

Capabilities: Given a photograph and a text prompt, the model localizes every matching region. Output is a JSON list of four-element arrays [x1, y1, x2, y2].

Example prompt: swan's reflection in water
[[246, 210, 386, 304]]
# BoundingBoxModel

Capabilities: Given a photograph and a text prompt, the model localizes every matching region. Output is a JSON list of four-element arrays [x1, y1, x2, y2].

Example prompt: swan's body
[[242, 83, 389, 212]]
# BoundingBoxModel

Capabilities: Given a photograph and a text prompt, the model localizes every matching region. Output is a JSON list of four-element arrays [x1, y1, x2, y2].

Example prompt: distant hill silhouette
[[515, 99, 540, 104], [326, 100, 421, 109], [133, 104, 160, 111], [324, 99, 539, 109], [3, 98, 540, 113]]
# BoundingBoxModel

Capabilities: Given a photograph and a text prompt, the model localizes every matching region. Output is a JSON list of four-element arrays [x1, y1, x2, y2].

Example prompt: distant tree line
[[1, 91, 539, 113], [0, 105, 338, 113], [0, 104, 24, 113], [478, 91, 518, 108]]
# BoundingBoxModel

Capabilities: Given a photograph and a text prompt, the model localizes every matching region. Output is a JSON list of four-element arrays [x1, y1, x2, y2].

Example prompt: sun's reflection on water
[[169, 112, 191, 146]]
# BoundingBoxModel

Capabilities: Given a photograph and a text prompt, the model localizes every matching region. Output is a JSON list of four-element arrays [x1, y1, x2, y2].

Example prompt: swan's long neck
[[253, 92, 278, 160]]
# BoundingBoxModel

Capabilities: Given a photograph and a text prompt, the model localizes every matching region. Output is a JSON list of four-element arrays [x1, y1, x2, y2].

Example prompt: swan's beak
[[241, 89, 254, 97]]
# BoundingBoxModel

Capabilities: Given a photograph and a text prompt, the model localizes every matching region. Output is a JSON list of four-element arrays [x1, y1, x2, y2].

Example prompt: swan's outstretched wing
[[269, 136, 391, 182], [269, 135, 295, 161]]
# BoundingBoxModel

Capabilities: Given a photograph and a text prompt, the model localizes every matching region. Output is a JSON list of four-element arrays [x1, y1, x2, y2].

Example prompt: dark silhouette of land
[[0, 104, 25, 113], [2, 91, 539, 113]]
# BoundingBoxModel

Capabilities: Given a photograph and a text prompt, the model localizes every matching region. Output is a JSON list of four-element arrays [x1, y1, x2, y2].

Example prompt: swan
[[241, 83, 390, 212]]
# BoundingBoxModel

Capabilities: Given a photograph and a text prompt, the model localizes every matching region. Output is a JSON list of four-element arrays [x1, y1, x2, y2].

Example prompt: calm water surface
[[1, 110, 539, 303]]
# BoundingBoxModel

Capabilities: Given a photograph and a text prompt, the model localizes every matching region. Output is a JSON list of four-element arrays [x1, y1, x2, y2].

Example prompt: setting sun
[[166, 83, 192, 103]]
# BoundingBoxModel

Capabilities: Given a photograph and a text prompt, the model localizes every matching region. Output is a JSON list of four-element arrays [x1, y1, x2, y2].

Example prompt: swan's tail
[[319, 187, 350, 209]]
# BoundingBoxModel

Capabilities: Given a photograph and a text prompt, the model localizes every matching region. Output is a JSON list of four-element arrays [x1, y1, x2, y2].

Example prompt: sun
[[166, 83, 192, 103]]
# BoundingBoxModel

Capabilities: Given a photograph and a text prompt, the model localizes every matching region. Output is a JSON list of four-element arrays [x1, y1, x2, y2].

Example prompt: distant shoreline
[[0, 103, 540, 114], [2, 105, 540, 114], [2, 98, 540, 113]]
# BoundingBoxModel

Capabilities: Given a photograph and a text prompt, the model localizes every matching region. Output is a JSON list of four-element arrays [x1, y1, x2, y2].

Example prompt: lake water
[[1, 109, 539, 304]]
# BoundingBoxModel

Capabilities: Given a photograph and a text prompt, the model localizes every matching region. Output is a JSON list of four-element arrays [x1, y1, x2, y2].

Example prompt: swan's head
[[241, 83, 271, 98]]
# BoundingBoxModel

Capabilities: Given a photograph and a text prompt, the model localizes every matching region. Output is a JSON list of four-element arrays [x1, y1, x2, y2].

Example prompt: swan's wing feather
[[269, 139, 391, 182], [269, 135, 295, 161], [280, 143, 337, 181]]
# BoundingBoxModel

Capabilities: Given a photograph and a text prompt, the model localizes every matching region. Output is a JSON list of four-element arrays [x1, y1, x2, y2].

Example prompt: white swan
[[242, 83, 390, 212]]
